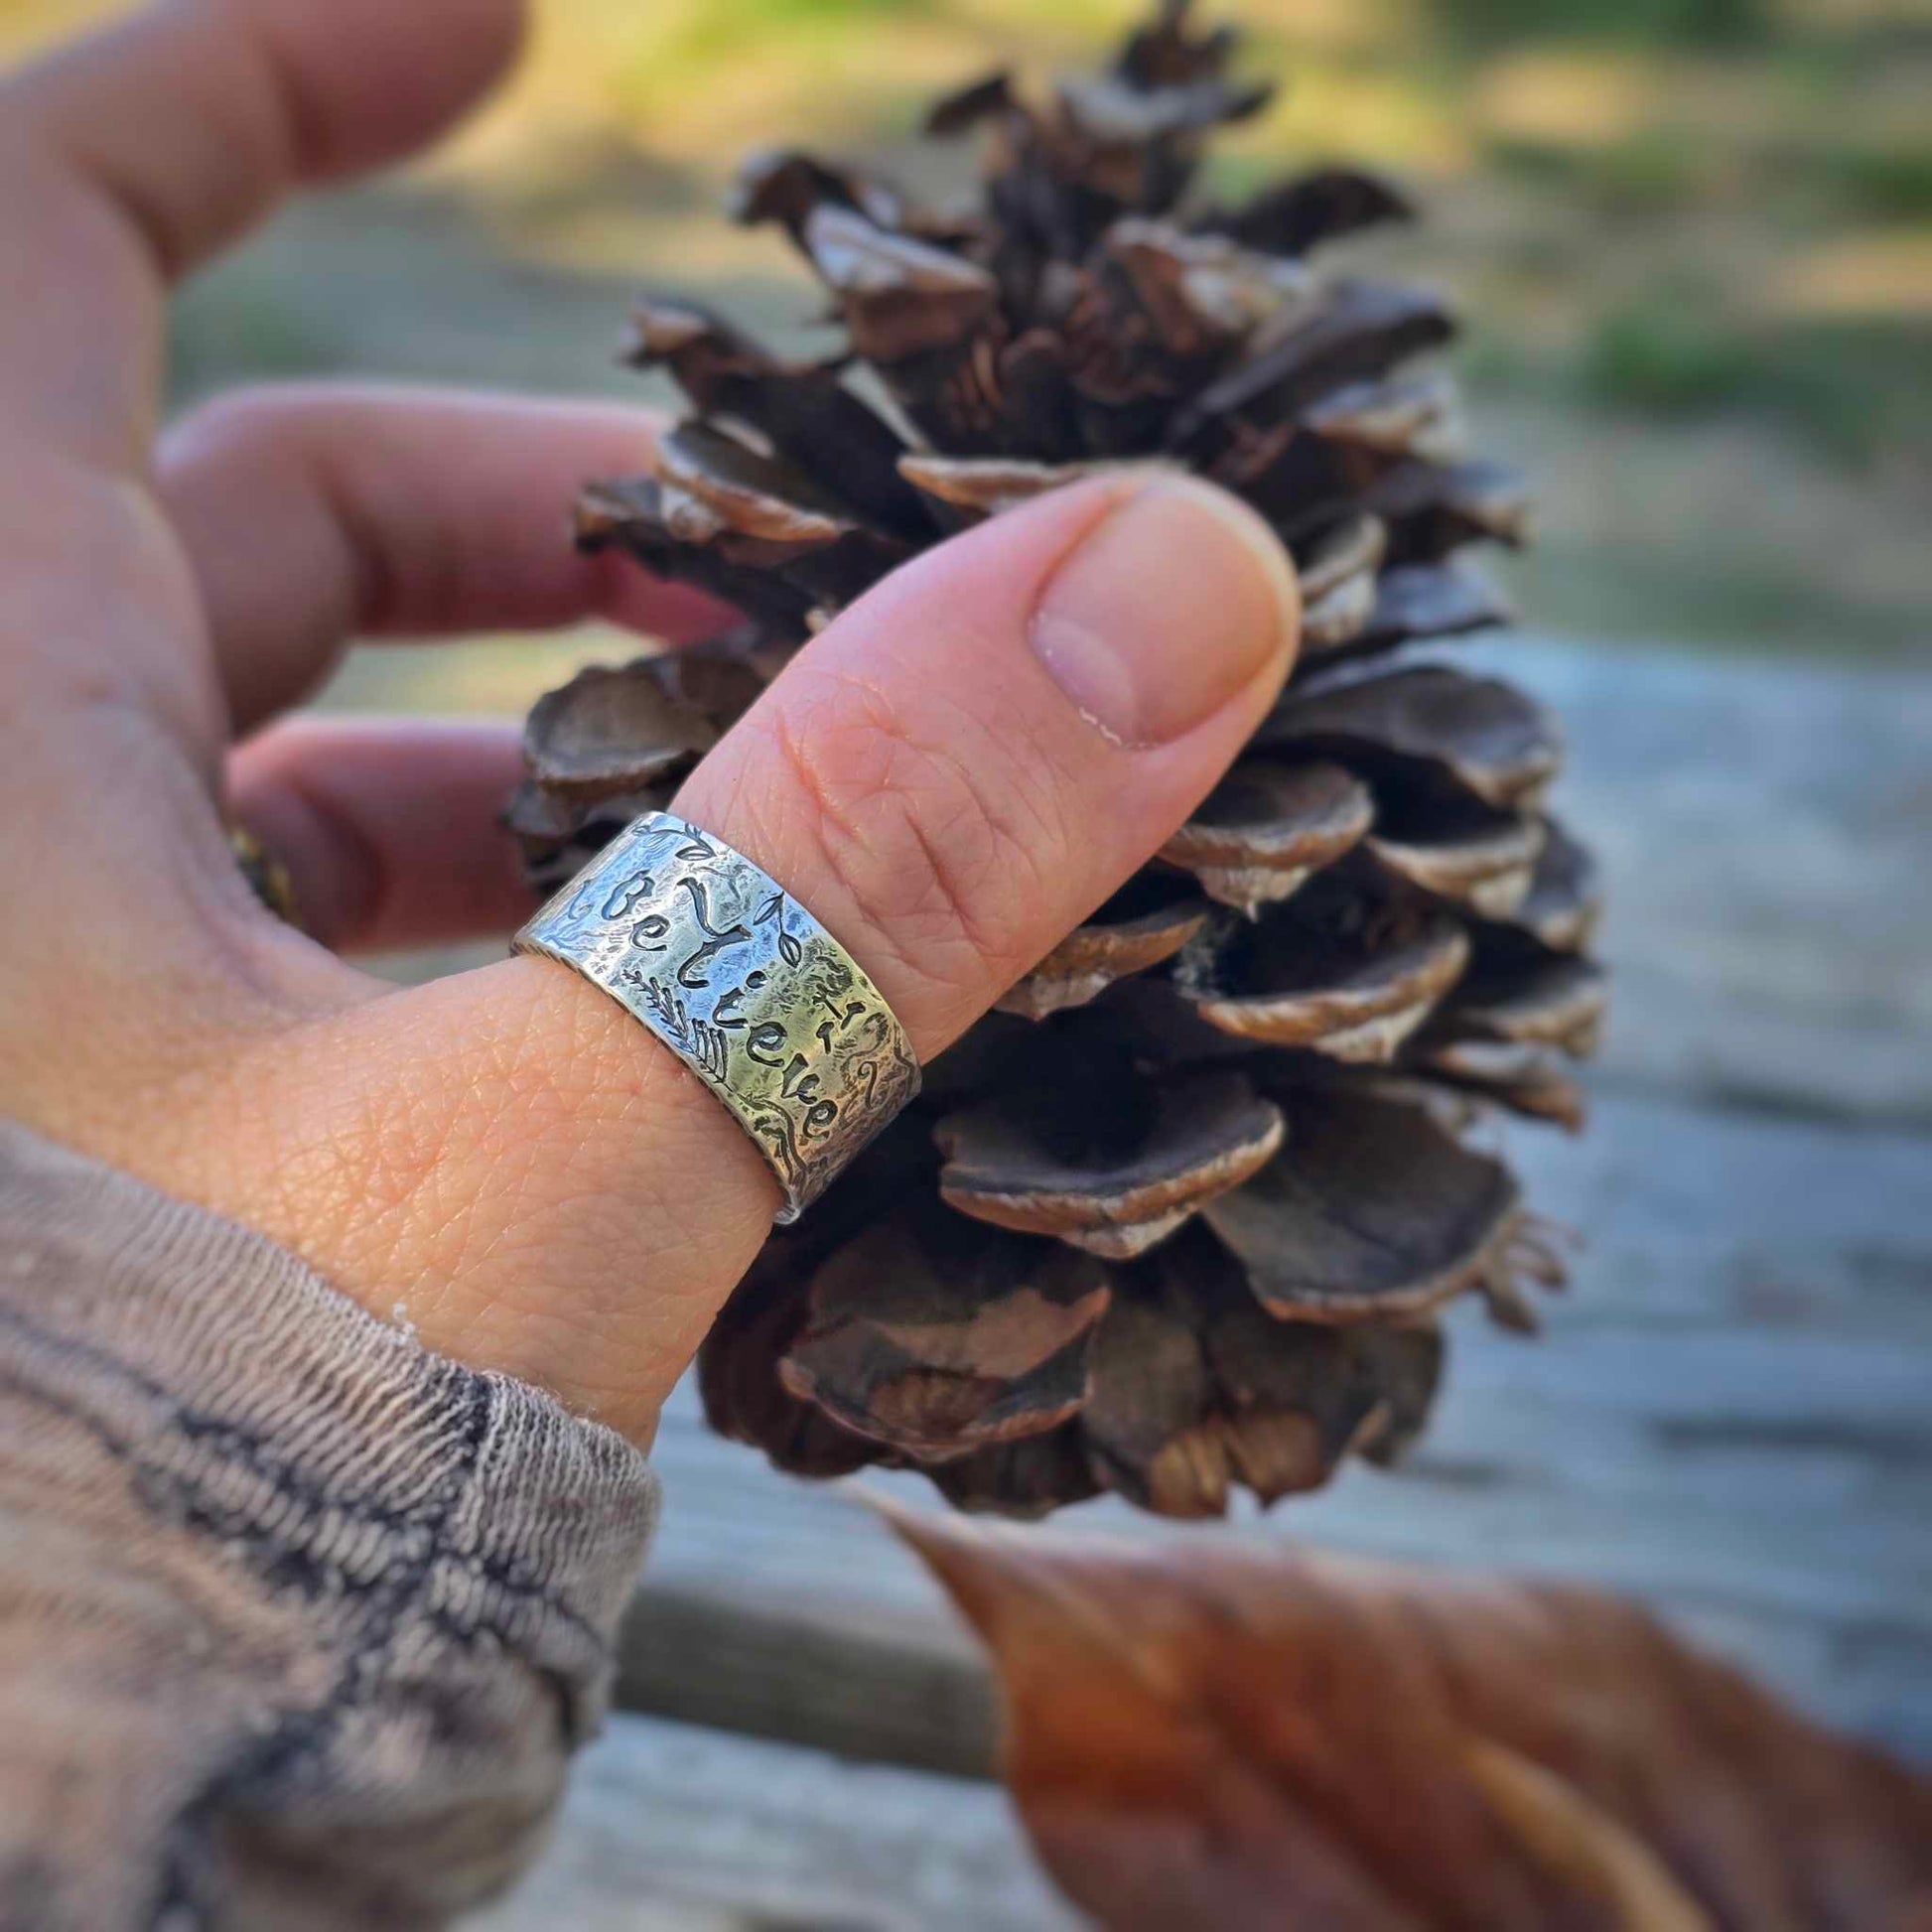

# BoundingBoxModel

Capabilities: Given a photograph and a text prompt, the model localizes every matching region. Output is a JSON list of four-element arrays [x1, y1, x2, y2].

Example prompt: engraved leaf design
[[754, 889, 808, 966], [643, 977, 694, 1050]]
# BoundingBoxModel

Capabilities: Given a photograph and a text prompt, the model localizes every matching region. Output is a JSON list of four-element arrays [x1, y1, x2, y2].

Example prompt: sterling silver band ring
[[513, 812, 921, 1222]]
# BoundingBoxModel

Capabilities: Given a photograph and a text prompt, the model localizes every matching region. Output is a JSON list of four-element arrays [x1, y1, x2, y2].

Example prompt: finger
[[195, 476, 1299, 1439], [674, 477, 1301, 1057], [228, 717, 536, 953], [161, 386, 736, 731], [10, 0, 524, 276], [0, 0, 524, 464]]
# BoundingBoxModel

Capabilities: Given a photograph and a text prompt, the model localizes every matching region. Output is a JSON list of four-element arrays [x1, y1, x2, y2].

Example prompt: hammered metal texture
[[514, 812, 921, 1221]]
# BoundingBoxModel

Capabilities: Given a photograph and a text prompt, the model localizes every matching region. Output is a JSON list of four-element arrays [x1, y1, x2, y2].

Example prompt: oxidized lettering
[[675, 878, 753, 989]]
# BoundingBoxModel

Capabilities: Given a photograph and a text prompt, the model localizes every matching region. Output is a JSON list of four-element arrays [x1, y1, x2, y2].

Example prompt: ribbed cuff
[[0, 1117, 657, 1744]]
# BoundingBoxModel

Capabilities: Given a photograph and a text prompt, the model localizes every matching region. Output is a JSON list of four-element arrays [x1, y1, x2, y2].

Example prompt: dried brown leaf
[[890, 1520, 1932, 1932]]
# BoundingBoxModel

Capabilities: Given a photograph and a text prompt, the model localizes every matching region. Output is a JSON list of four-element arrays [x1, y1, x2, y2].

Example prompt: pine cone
[[510, 0, 1605, 1519]]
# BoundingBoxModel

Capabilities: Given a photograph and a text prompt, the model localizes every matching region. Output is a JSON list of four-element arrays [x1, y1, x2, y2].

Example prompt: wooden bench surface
[[478, 637, 1932, 1925], [471, 1714, 1075, 1932]]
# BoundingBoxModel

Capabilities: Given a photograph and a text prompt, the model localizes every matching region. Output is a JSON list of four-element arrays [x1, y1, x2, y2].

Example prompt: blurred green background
[[5, 0, 1928, 707]]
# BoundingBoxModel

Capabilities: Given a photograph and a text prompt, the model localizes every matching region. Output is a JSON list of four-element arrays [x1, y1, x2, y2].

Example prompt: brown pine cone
[[510, 0, 1605, 1519]]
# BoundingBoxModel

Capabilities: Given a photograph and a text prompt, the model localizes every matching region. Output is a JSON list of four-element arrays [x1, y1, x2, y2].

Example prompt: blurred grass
[[1579, 305, 1929, 462], [1434, 0, 1769, 47], [1803, 143, 1932, 221], [3, 0, 1928, 662], [1486, 131, 1712, 216]]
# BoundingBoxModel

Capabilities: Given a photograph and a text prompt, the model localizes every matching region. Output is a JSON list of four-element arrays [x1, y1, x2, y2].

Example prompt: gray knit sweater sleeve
[[0, 1120, 659, 1932]]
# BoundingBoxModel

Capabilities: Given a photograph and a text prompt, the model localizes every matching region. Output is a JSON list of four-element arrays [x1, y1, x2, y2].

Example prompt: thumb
[[217, 477, 1300, 1438]]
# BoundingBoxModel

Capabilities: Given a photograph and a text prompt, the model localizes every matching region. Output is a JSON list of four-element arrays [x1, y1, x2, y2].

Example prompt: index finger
[[0, 0, 525, 467]]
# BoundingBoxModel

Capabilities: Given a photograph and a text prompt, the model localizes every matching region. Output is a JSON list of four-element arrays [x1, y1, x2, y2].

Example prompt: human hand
[[0, 0, 1299, 1443]]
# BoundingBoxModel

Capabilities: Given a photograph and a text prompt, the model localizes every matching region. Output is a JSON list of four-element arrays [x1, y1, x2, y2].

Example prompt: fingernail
[[1030, 477, 1299, 749]]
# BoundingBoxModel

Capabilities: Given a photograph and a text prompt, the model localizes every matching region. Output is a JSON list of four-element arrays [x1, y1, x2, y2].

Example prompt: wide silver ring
[[513, 812, 921, 1222]]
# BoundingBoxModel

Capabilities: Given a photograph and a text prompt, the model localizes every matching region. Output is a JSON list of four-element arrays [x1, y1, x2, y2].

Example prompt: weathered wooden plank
[[626, 1088, 1932, 1771], [467, 1713, 1075, 1932], [614, 1586, 996, 1782], [1466, 635, 1932, 1123]]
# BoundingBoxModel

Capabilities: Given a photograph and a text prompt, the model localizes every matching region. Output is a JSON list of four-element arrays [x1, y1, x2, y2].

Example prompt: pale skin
[[0, 0, 1300, 1446]]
